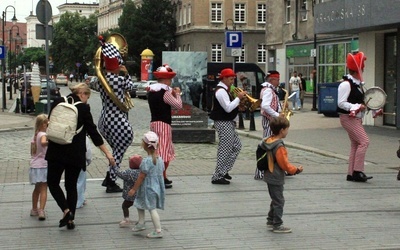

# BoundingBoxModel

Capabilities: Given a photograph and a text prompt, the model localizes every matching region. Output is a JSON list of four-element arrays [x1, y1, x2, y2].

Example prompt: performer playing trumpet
[[210, 68, 246, 184]]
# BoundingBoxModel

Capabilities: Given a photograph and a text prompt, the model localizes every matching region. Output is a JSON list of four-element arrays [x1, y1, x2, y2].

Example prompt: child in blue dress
[[128, 131, 165, 238]]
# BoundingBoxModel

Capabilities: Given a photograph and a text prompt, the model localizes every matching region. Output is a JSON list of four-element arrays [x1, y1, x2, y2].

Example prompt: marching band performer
[[98, 35, 135, 193], [255, 70, 283, 180], [210, 68, 246, 185], [147, 65, 182, 189], [337, 51, 382, 182]]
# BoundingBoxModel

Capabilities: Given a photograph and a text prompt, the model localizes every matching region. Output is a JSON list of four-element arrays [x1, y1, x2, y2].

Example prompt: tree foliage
[[118, 0, 177, 79], [50, 11, 98, 75], [16, 47, 46, 71]]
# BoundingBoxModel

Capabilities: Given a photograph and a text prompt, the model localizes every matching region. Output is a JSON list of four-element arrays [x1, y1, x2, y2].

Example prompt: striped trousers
[[212, 120, 242, 181], [254, 116, 273, 179], [339, 114, 369, 175]]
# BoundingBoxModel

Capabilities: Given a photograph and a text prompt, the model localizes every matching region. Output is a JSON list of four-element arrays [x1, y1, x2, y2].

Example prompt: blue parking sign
[[225, 31, 243, 48], [0, 46, 5, 59]]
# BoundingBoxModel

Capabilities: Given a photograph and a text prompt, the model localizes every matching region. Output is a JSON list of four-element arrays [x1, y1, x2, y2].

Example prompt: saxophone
[[280, 87, 293, 120]]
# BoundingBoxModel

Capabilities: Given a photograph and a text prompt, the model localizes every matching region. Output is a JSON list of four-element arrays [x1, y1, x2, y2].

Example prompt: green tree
[[16, 47, 46, 71], [50, 11, 98, 76], [118, 0, 177, 79]]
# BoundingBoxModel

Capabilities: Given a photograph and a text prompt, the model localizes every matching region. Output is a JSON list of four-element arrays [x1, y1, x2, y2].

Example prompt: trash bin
[[318, 82, 340, 117], [35, 102, 45, 115]]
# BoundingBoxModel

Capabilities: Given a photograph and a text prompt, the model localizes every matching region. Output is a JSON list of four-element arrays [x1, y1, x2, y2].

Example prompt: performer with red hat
[[210, 68, 246, 184], [337, 51, 382, 182], [254, 70, 283, 180], [147, 64, 182, 189], [98, 35, 136, 193]]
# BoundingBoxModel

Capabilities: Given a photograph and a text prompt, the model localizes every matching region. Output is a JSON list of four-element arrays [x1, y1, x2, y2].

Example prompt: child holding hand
[[113, 154, 142, 227], [261, 116, 303, 233], [128, 131, 165, 238], [29, 114, 49, 221]]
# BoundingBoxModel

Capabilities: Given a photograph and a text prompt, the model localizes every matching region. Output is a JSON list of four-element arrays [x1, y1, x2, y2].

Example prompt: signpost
[[0, 45, 5, 59]]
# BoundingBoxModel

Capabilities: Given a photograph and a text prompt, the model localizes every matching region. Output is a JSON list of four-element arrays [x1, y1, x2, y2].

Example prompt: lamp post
[[8, 25, 19, 100], [2, 5, 17, 111]]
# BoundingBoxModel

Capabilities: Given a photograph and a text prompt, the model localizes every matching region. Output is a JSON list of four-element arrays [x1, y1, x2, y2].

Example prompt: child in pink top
[[29, 114, 49, 221]]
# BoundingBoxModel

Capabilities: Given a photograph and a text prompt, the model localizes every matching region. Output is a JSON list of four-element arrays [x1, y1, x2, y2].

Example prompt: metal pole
[[9, 29, 12, 100], [45, 0, 50, 114], [2, 11, 6, 111], [312, 33, 317, 111]]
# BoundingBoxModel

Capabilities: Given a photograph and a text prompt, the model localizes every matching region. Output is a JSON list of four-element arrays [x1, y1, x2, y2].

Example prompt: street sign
[[225, 31, 243, 48], [231, 48, 242, 57], [310, 48, 316, 57], [0, 46, 6, 59], [36, 0, 52, 24]]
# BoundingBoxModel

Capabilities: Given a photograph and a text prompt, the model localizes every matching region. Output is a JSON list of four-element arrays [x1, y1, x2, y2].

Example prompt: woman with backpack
[[46, 83, 115, 230]]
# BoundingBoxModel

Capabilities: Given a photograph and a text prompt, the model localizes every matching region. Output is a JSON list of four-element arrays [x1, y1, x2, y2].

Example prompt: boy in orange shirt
[[261, 116, 303, 233]]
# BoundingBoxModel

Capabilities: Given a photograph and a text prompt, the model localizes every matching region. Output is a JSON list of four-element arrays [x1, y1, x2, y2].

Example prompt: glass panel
[[384, 33, 396, 126]]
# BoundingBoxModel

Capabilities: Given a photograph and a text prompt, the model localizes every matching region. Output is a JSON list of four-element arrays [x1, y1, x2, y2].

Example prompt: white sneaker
[[119, 218, 131, 228], [132, 222, 146, 232], [147, 230, 163, 238]]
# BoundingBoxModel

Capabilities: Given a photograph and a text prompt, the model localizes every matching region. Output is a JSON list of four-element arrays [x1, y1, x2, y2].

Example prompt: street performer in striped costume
[[255, 70, 283, 180], [148, 65, 182, 189], [337, 51, 382, 182]]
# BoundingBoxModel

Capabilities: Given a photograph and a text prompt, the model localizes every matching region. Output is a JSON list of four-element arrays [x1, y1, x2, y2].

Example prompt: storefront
[[315, 0, 400, 128]]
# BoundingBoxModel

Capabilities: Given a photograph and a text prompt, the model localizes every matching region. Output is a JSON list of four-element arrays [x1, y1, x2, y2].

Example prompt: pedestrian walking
[[262, 116, 303, 233], [113, 154, 142, 228], [210, 68, 246, 184], [76, 137, 92, 209], [298, 73, 307, 107], [148, 64, 182, 189], [289, 71, 301, 110], [29, 114, 49, 221], [128, 132, 165, 238], [337, 51, 382, 182], [255, 70, 283, 180], [46, 83, 116, 230]]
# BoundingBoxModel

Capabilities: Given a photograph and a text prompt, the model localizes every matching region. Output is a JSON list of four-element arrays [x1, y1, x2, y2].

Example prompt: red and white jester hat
[[346, 51, 367, 82], [153, 64, 176, 79], [98, 35, 124, 71]]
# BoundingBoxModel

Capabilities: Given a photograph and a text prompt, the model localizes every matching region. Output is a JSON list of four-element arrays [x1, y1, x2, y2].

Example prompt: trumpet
[[231, 86, 261, 112], [280, 88, 293, 120]]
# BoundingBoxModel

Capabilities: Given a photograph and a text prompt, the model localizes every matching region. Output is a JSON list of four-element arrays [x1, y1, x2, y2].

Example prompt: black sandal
[[59, 211, 73, 228]]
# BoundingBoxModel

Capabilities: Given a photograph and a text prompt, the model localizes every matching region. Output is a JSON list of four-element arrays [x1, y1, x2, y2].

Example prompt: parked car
[[89, 76, 99, 91], [20, 78, 61, 113], [136, 81, 157, 99], [55, 74, 68, 86], [129, 81, 141, 98]]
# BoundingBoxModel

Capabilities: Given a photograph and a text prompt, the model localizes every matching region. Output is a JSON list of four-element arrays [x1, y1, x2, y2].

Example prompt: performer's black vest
[[210, 86, 239, 121], [337, 76, 365, 114], [148, 89, 172, 124]]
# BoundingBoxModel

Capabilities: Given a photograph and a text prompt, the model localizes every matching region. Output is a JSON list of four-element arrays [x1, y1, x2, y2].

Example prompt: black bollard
[[249, 111, 256, 131], [238, 111, 245, 129], [245, 108, 250, 120], [15, 98, 20, 113]]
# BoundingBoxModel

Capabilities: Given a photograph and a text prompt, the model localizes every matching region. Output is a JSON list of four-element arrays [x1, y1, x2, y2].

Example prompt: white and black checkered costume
[[98, 72, 135, 181]]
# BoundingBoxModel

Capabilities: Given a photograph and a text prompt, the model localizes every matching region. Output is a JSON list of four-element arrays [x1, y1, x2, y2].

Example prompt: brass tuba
[[280, 87, 293, 120], [231, 86, 261, 112], [94, 33, 134, 113]]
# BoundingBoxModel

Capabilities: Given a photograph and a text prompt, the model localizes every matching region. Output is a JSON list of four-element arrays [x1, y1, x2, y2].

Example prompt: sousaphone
[[94, 33, 134, 113]]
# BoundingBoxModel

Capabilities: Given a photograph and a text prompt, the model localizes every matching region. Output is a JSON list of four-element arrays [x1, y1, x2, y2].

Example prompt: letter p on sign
[[225, 31, 243, 48]]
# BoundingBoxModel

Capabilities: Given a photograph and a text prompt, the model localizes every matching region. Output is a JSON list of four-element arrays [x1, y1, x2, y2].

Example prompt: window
[[301, 0, 308, 21], [285, 0, 291, 23], [257, 3, 266, 24], [235, 45, 246, 63], [187, 4, 192, 24], [183, 5, 187, 25], [318, 42, 351, 83], [257, 44, 266, 63], [235, 3, 246, 23], [211, 44, 222, 62], [211, 3, 222, 22]]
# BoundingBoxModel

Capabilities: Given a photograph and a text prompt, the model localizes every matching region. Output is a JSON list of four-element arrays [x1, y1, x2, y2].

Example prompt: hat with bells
[[346, 51, 367, 82], [98, 35, 124, 71]]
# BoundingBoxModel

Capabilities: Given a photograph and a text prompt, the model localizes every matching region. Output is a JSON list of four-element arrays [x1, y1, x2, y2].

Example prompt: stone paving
[[1, 86, 400, 249]]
